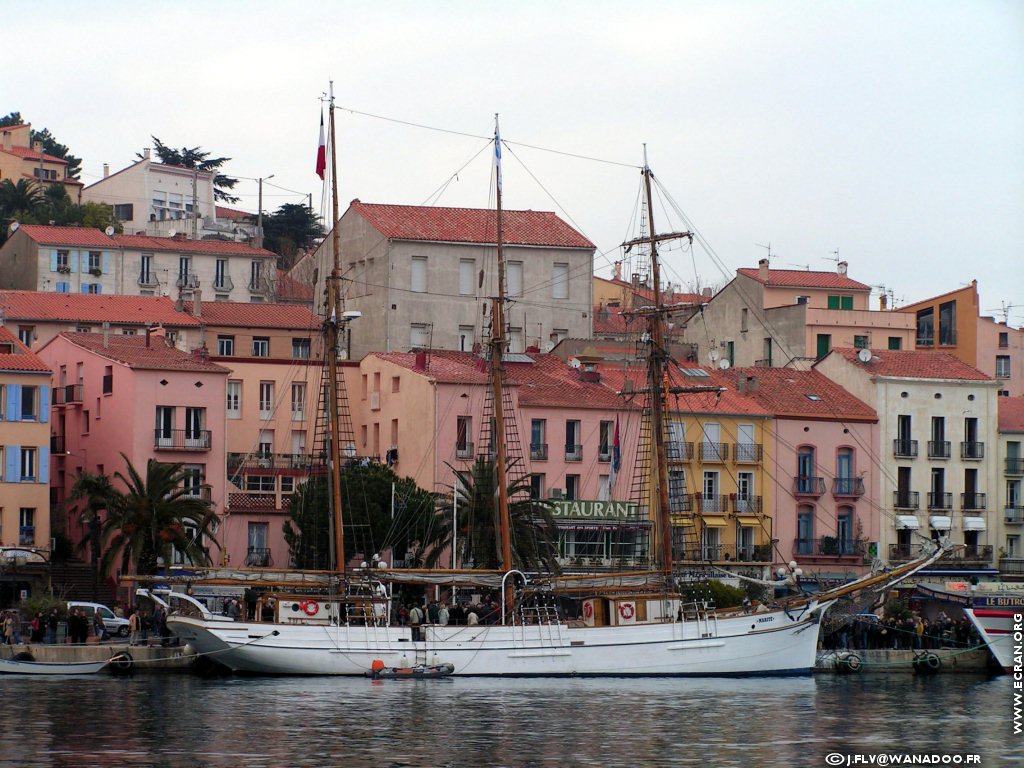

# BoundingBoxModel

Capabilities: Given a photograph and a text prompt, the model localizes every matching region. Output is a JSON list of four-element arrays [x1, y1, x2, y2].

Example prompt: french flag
[[609, 417, 621, 491], [315, 112, 326, 180]]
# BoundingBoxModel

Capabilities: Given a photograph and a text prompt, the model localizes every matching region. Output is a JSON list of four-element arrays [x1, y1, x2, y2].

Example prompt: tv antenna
[[755, 242, 773, 261], [823, 248, 840, 263], [985, 302, 1019, 325]]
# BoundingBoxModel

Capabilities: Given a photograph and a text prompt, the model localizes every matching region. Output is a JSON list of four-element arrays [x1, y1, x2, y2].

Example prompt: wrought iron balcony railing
[[529, 443, 548, 460], [960, 441, 984, 460], [832, 477, 865, 497], [793, 476, 826, 497], [667, 441, 693, 461], [565, 444, 583, 462], [732, 495, 762, 514], [893, 439, 918, 458], [961, 492, 987, 511], [1006, 458, 1024, 476], [927, 492, 952, 510], [52, 384, 83, 405], [927, 440, 951, 459], [893, 491, 920, 510], [455, 441, 475, 460], [153, 429, 212, 451], [733, 443, 763, 464], [699, 442, 728, 462]]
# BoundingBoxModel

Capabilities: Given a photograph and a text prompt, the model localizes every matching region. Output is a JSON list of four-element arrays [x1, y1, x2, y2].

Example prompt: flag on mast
[[493, 114, 502, 194], [316, 111, 326, 180], [608, 416, 621, 492]]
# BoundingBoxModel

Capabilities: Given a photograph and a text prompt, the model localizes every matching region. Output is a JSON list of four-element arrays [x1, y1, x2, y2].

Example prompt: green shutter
[[827, 295, 840, 310], [840, 295, 854, 310], [816, 334, 832, 358]]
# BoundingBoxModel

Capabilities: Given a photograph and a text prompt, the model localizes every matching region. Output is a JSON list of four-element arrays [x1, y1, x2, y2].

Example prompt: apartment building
[[998, 397, 1024, 576], [0, 124, 82, 197]]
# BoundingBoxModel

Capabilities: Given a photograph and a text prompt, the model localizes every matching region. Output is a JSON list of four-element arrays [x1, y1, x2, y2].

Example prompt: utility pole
[[191, 168, 198, 239], [258, 174, 274, 249]]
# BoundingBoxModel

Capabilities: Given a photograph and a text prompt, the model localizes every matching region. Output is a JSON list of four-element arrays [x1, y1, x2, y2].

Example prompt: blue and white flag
[[494, 114, 502, 194]]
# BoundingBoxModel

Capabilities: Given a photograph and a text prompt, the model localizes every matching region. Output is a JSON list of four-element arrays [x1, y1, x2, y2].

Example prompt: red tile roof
[[736, 267, 870, 291], [274, 268, 314, 303], [599, 361, 771, 416], [16, 225, 276, 257], [215, 206, 254, 221], [721, 367, 877, 421], [999, 397, 1024, 433], [183, 300, 319, 330], [349, 201, 594, 249], [593, 305, 634, 335], [0, 146, 68, 164], [0, 291, 200, 327], [15, 225, 115, 248], [827, 348, 992, 381], [57, 332, 230, 373], [604, 277, 705, 306], [0, 326, 50, 372]]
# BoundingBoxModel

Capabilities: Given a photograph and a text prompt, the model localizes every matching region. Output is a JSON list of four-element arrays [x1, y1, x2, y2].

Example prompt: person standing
[[46, 609, 58, 645], [438, 602, 450, 626], [2, 612, 16, 646], [408, 603, 424, 642], [128, 609, 141, 647]]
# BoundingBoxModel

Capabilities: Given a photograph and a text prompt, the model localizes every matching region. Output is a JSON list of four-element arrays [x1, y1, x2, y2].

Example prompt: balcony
[[927, 492, 952, 510], [948, 545, 993, 564], [176, 273, 200, 290], [52, 384, 83, 406], [667, 441, 693, 461], [529, 443, 548, 461], [699, 442, 728, 462], [183, 486, 212, 502], [927, 440, 951, 459], [213, 275, 234, 292], [793, 476, 826, 497], [960, 441, 984, 460], [245, 548, 273, 568], [598, 449, 612, 462], [1006, 458, 1024, 476], [732, 495, 762, 515], [888, 544, 917, 562], [832, 477, 865, 498], [1006, 506, 1024, 524], [733, 443, 763, 464], [1001, 558, 1024, 575], [50, 434, 65, 454], [137, 272, 160, 289], [668, 493, 693, 514], [794, 537, 865, 559], [893, 439, 918, 458], [961, 492, 987, 511], [227, 452, 322, 475], [153, 429, 212, 451], [893, 491, 920, 510], [19, 526, 35, 546], [695, 494, 727, 514], [455, 441, 475, 460], [565, 444, 583, 462]]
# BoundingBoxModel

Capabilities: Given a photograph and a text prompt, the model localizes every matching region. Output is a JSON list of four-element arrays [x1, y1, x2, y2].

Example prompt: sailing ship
[[166, 92, 950, 676], [964, 590, 1023, 674]]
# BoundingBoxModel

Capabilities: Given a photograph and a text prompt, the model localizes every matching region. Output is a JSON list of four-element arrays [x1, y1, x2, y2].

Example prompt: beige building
[[0, 124, 83, 198], [682, 259, 915, 368], [998, 397, 1024, 575], [313, 202, 595, 359], [0, 325, 53, 603]]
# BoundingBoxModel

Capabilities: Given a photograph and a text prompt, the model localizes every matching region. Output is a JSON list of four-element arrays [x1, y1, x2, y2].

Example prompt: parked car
[[67, 601, 130, 637]]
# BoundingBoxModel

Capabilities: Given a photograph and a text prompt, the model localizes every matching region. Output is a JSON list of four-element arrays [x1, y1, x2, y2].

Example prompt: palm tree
[[0, 178, 43, 222], [98, 455, 219, 577], [435, 457, 560, 573], [68, 470, 121, 601]]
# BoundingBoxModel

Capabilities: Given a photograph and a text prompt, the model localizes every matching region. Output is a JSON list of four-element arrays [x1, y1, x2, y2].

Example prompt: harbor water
[[0, 674, 1017, 767]]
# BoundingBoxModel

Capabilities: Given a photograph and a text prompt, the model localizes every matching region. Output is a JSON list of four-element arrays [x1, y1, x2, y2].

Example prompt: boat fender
[[109, 651, 134, 674], [304, 600, 320, 616], [12, 651, 35, 662], [371, 659, 385, 672], [834, 653, 861, 673]]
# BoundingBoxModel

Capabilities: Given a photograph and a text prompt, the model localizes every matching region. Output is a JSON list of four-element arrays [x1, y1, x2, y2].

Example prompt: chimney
[[151, 324, 167, 342], [102, 163, 109, 178], [837, 260, 848, 276], [173, 232, 187, 241], [745, 375, 759, 392], [32, 140, 43, 154], [758, 258, 769, 282], [613, 261, 622, 281], [143, 148, 151, 160], [414, 351, 427, 371], [1, 131, 11, 151], [879, 293, 888, 311], [102, 321, 110, 348], [145, 327, 151, 348], [193, 288, 202, 318], [701, 287, 712, 299]]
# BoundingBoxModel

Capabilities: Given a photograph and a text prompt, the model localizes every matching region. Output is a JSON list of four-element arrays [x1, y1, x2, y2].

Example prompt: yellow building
[[0, 124, 82, 198]]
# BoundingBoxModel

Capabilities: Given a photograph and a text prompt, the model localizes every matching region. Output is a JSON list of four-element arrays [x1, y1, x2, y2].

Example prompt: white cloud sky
[[7, 0, 1023, 323]]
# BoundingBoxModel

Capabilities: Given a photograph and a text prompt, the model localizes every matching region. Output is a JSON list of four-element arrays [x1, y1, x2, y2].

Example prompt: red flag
[[315, 112, 326, 180]]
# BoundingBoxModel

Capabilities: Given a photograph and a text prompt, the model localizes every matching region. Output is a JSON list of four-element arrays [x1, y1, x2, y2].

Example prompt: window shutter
[[70, 252, 79, 272], [102, 253, 111, 274], [39, 387, 49, 422], [841, 295, 854, 310], [81, 285, 90, 293], [56, 282, 69, 293], [95, 285, 102, 295], [4, 446, 19, 481], [827, 295, 840, 310], [6, 384, 21, 421], [39, 445, 49, 483], [50, 252, 58, 272]]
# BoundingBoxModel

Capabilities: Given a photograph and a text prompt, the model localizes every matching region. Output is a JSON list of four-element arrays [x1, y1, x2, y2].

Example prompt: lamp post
[[257, 174, 275, 249]]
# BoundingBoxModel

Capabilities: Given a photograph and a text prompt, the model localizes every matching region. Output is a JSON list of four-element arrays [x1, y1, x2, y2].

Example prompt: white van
[[67, 601, 130, 637]]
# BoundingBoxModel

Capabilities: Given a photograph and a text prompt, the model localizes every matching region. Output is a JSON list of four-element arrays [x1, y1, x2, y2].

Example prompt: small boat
[[365, 660, 455, 680], [0, 654, 113, 676]]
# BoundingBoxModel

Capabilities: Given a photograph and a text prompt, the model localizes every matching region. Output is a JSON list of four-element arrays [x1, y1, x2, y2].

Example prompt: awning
[[895, 515, 920, 530], [702, 517, 729, 528], [928, 516, 952, 531], [963, 517, 986, 531]]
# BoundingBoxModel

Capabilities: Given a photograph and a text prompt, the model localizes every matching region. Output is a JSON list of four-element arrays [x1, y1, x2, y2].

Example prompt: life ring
[[297, 600, 308, 612], [304, 600, 320, 616], [618, 603, 635, 621], [583, 602, 593, 618]]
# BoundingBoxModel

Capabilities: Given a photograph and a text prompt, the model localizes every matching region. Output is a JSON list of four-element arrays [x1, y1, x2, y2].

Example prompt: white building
[[998, 397, 1024, 576]]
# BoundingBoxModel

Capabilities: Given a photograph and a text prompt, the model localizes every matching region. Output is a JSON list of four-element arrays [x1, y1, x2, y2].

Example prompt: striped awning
[[702, 517, 728, 528], [895, 515, 920, 530]]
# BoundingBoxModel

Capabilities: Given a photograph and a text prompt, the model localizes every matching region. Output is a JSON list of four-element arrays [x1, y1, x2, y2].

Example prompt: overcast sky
[[7, 1, 1022, 324]]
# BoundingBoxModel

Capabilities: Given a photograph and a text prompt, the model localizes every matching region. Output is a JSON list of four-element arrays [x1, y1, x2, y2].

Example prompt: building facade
[[0, 124, 82, 198], [998, 397, 1024, 576]]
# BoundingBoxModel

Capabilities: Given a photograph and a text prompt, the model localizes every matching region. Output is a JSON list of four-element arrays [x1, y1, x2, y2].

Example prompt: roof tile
[[0, 326, 50, 372], [183, 300, 318, 330], [57, 332, 229, 373], [998, 396, 1024, 433], [828, 348, 992, 381], [737, 267, 870, 290], [721, 367, 877, 421], [16, 225, 275, 257], [0, 291, 200, 327]]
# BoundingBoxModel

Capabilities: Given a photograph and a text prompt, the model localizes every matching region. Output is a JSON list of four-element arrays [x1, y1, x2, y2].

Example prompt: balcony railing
[[565, 444, 583, 462], [183, 486, 212, 502], [245, 548, 273, 568], [793, 476, 826, 497], [1001, 558, 1024, 575], [949, 545, 993, 564], [889, 544, 917, 562], [832, 477, 865, 497], [794, 537, 865, 558], [960, 441, 985, 460], [732, 495, 762, 514], [893, 490, 920, 510], [733, 443, 763, 464], [1005, 507, 1023, 524], [19, 526, 35, 546], [227, 452, 323, 475], [137, 272, 160, 289], [695, 494, 727, 514], [699, 442, 728, 462], [927, 492, 953, 510], [52, 384, 83, 405], [213, 275, 234, 291], [1006, 458, 1024, 476], [961, 492, 987, 511], [668, 493, 692, 514], [598, 449, 612, 462], [154, 429, 212, 451], [927, 440, 951, 458], [667, 441, 693, 461], [455, 441, 475, 460], [893, 439, 918, 458], [50, 434, 65, 454], [530, 443, 548, 460], [176, 273, 200, 290]]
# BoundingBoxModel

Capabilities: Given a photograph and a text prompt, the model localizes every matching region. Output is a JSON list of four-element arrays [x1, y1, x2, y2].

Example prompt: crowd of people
[[822, 611, 981, 651]]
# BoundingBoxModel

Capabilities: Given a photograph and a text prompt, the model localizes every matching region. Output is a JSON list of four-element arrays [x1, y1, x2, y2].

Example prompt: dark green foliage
[[0, 112, 82, 179], [676, 579, 748, 609], [140, 136, 239, 203], [261, 203, 325, 267]]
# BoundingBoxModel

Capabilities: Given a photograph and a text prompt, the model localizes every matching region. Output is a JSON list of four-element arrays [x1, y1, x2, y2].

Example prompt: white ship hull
[[168, 600, 831, 677], [964, 606, 1021, 674]]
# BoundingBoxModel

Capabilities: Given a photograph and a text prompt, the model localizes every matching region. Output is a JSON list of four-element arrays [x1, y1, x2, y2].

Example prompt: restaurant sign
[[549, 500, 641, 521]]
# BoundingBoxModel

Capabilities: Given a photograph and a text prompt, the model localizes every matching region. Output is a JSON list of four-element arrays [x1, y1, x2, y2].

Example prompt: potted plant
[[57, 264, 71, 274], [819, 535, 839, 555], [89, 267, 103, 277]]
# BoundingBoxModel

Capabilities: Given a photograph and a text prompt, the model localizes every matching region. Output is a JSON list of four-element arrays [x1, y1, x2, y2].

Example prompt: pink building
[[36, 331, 229, 595], [722, 367, 880, 577]]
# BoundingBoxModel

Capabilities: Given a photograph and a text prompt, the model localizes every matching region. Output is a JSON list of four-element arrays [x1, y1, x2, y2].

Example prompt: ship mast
[[325, 82, 346, 577]]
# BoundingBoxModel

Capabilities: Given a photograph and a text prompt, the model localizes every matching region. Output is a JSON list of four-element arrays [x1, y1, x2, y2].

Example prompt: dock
[[815, 648, 995, 674], [3, 643, 197, 673]]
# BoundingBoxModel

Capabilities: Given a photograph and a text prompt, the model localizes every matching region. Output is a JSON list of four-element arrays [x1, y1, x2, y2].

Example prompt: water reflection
[[0, 675, 1014, 767]]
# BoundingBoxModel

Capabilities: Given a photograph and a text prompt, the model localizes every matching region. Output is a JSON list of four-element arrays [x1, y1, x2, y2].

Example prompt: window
[[701, 525, 721, 561], [668, 469, 687, 512], [816, 334, 832, 358], [938, 300, 956, 345], [182, 465, 204, 497], [796, 295, 810, 305], [20, 386, 37, 420], [139, 254, 154, 286], [853, 335, 869, 349], [552, 263, 569, 300], [459, 259, 475, 295], [762, 338, 772, 366], [458, 325, 475, 352], [17, 326, 33, 347], [217, 335, 235, 356], [259, 382, 274, 417], [250, 259, 263, 291], [178, 256, 190, 282], [837, 508, 854, 553], [291, 383, 306, 420], [916, 307, 934, 346], [508, 326, 524, 354], [291, 429, 306, 457], [703, 470, 721, 512], [214, 259, 229, 289], [113, 203, 133, 221], [84, 283, 101, 295], [184, 408, 205, 446], [257, 430, 274, 458], [736, 471, 755, 513], [252, 337, 269, 357], [19, 508, 36, 544], [227, 381, 241, 418], [827, 295, 854, 310], [88, 251, 102, 273], [530, 419, 546, 459], [741, 308, 748, 333], [391, 376, 400, 393], [33, 167, 57, 181], [507, 261, 523, 297], [20, 448, 37, 481], [996, 356, 1011, 379], [999, 332, 1009, 349], [410, 323, 430, 348], [247, 523, 269, 565], [565, 474, 580, 500], [292, 338, 311, 359], [702, 422, 723, 461], [246, 475, 276, 492], [797, 506, 815, 555], [888, 336, 902, 350], [281, 476, 297, 495], [456, 416, 472, 456], [565, 420, 581, 460], [530, 474, 544, 499], [410, 256, 427, 293], [796, 446, 816, 493], [155, 406, 174, 447], [598, 420, 613, 461]]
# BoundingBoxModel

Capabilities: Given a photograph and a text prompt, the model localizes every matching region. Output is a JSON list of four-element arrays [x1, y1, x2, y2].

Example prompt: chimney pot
[[758, 258, 769, 282], [102, 163, 109, 178], [193, 288, 202, 318], [879, 293, 888, 311], [837, 260, 848, 276], [414, 351, 427, 371], [143, 148, 151, 160], [613, 262, 622, 281]]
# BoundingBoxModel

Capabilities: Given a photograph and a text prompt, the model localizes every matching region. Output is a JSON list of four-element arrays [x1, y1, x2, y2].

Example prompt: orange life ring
[[298, 600, 309, 612], [618, 603, 635, 621], [583, 602, 593, 618], [304, 600, 320, 616]]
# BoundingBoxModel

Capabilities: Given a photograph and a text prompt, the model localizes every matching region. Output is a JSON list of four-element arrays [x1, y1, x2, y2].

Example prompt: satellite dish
[[718, 359, 731, 370], [708, 349, 720, 363], [857, 348, 872, 363], [167, 229, 176, 238], [104, 225, 115, 236], [8, 221, 19, 233]]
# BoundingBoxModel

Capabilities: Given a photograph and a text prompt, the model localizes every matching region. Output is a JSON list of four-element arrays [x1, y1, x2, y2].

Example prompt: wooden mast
[[490, 114, 514, 613], [325, 82, 346, 577]]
